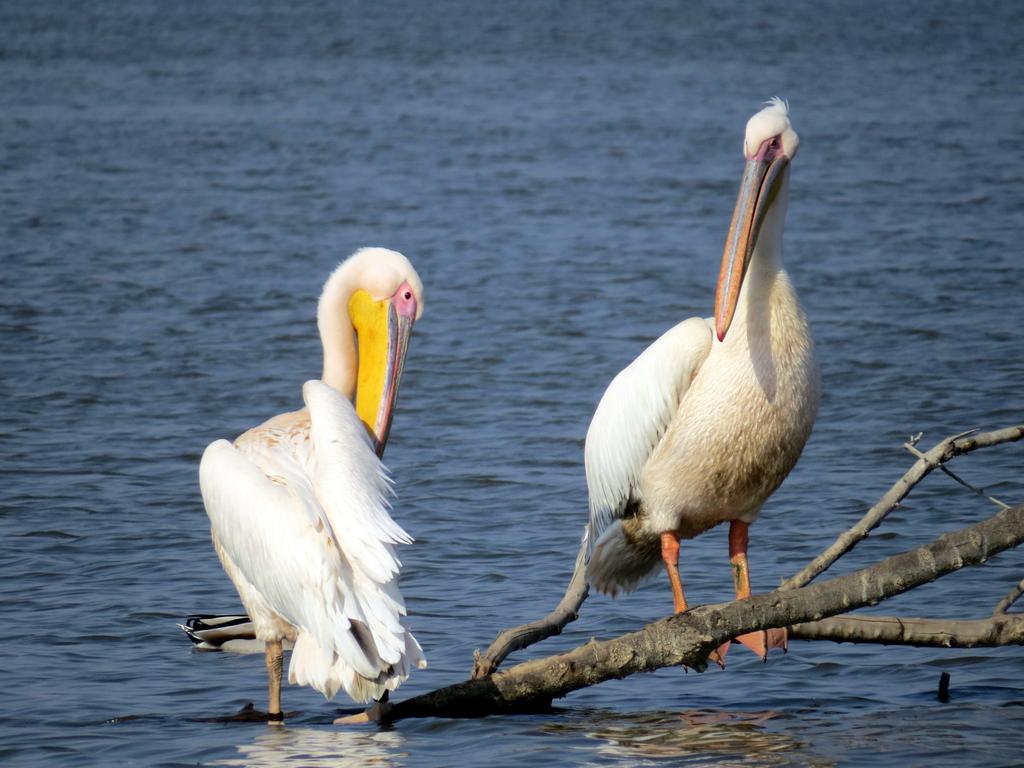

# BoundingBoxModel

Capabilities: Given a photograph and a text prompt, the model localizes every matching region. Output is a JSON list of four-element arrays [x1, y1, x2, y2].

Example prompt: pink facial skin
[[749, 135, 784, 162], [392, 281, 418, 320]]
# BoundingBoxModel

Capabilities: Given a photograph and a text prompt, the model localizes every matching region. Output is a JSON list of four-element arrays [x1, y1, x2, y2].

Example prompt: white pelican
[[584, 99, 819, 662], [199, 247, 427, 723]]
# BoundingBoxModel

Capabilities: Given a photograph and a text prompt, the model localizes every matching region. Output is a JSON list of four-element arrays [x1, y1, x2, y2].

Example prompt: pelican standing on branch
[[199, 248, 427, 723], [585, 99, 819, 662]]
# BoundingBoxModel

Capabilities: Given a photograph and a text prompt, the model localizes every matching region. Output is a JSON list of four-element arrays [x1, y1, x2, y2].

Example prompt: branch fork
[[343, 425, 1023, 723]]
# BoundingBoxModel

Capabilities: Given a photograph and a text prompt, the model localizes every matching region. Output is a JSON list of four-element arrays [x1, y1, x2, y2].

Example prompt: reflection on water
[[217, 726, 406, 768], [549, 709, 832, 767]]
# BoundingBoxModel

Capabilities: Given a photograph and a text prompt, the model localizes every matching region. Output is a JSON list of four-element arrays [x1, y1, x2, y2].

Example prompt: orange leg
[[660, 532, 688, 613], [729, 519, 754, 600], [715, 521, 787, 665]]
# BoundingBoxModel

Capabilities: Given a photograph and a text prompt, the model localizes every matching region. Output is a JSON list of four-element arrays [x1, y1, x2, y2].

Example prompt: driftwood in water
[[338, 426, 1023, 724], [470, 426, 1023, 679], [379, 503, 1024, 721]]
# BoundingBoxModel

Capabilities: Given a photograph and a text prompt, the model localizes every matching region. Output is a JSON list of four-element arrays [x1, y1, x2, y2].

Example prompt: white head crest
[[744, 97, 799, 160], [322, 247, 424, 321]]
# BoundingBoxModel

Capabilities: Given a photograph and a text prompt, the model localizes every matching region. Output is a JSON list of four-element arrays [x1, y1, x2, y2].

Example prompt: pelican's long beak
[[713, 150, 789, 341], [350, 285, 417, 456]]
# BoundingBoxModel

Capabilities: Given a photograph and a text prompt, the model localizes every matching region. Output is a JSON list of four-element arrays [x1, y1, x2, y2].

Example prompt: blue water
[[2, 1, 1023, 765]]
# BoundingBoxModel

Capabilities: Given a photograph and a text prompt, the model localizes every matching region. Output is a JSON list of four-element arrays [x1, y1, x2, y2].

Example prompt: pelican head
[[714, 98, 800, 341], [320, 247, 424, 456]]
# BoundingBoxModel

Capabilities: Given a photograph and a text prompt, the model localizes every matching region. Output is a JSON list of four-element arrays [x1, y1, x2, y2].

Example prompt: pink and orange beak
[[349, 282, 418, 456], [713, 137, 789, 341]]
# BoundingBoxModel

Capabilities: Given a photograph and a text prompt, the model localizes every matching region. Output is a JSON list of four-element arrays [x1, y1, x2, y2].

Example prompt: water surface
[[2, 1, 1023, 765]]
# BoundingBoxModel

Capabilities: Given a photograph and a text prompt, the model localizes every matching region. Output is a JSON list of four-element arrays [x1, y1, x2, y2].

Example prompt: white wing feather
[[199, 380, 424, 702], [200, 440, 378, 676], [303, 381, 419, 667], [304, 380, 412, 581], [584, 317, 712, 548]]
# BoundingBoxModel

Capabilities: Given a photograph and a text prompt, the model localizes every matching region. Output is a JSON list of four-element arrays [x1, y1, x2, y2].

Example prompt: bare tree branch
[[356, 503, 1024, 723], [781, 425, 1024, 590], [472, 530, 589, 679], [789, 613, 1024, 647], [471, 426, 1024, 678], [469, 426, 1024, 679], [994, 577, 1024, 616]]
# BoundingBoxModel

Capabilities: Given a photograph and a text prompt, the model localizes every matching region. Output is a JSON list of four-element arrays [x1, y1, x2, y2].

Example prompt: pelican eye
[[403, 290, 412, 301]]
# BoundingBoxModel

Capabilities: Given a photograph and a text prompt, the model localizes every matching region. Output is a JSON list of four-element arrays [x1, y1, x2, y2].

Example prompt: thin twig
[[781, 425, 1024, 591], [472, 528, 590, 679], [903, 441, 1011, 510], [993, 577, 1024, 616]]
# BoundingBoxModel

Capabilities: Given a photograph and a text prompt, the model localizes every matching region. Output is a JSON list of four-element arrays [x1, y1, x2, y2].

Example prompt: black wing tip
[[180, 613, 254, 647]]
